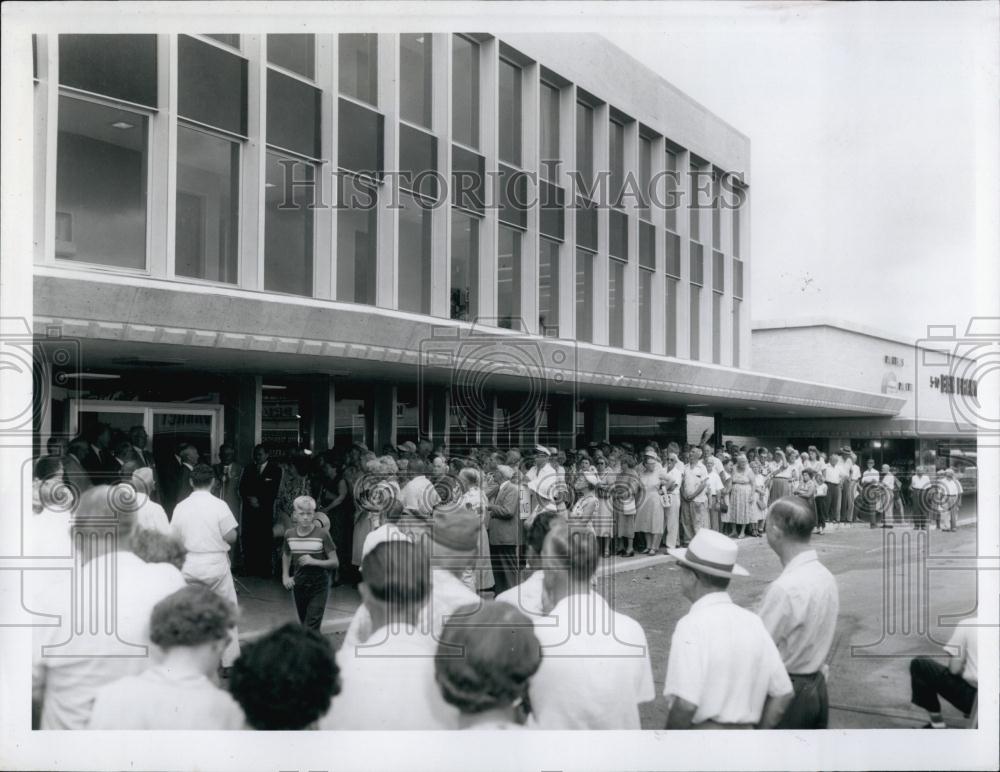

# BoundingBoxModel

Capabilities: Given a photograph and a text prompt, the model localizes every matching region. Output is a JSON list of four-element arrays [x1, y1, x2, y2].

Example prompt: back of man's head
[[190, 464, 216, 489], [543, 521, 600, 586], [767, 496, 815, 542], [361, 540, 430, 621]]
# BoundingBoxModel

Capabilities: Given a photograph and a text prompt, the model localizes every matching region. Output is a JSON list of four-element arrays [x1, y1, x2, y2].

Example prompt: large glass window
[[576, 197, 597, 252], [713, 250, 725, 293], [689, 285, 700, 360], [665, 277, 678, 356], [576, 102, 594, 198], [178, 35, 247, 136], [712, 170, 722, 249], [712, 292, 722, 364], [452, 35, 479, 149], [638, 135, 653, 221], [59, 34, 157, 107], [665, 149, 678, 231], [609, 258, 625, 348], [732, 195, 742, 258], [498, 164, 527, 230], [639, 221, 655, 270], [539, 238, 560, 336], [398, 192, 432, 314], [733, 258, 744, 299], [399, 123, 439, 200], [450, 210, 479, 321], [400, 34, 433, 129], [610, 209, 628, 261], [609, 119, 625, 208], [576, 249, 594, 343], [336, 175, 377, 305], [267, 70, 321, 158], [55, 96, 148, 269], [733, 298, 742, 367], [339, 34, 378, 106], [539, 180, 565, 242], [268, 34, 315, 80], [639, 268, 653, 352], [264, 151, 313, 296], [452, 145, 485, 212], [497, 226, 522, 330], [689, 162, 701, 241], [666, 231, 681, 277], [498, 59, 522, 167], [175, 125, 239, 283], [339, 99, 384, 178], [540, 81, 560, 181]]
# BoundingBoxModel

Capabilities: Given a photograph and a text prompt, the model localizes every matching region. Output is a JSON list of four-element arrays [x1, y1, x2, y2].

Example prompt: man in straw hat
[[664, 529, 793, 729], [758, 496, 839, 728]]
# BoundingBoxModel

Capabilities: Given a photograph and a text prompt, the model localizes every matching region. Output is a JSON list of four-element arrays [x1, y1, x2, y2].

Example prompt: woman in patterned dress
[[459, 467, 495, 592], [728, 454, 756, 540], [634, 452, 666, 555]]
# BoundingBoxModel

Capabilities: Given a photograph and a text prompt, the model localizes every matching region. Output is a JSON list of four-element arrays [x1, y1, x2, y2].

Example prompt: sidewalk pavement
[[236, 510, 978, 642]]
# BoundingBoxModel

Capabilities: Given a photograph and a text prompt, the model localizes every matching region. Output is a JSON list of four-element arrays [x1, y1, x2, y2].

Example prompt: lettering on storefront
[[880, 354, 913, 395], [929, 375, 978, 397]]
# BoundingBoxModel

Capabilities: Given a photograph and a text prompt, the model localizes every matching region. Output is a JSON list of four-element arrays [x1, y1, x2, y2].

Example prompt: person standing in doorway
[[239, 445, 282, 578]]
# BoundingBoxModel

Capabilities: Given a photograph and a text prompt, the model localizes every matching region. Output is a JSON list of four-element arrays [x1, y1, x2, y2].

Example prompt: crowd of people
[[28, 427, 974, 731]]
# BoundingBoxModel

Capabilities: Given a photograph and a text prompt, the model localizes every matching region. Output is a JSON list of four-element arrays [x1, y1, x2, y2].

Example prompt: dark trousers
[[490, 544, 520, 596], [912, 497, 929, 529], [815, 496, 827, 529], [776, 672, 829, 729], [910, 657, 977, 716], [293, 571, 331, 632], [825, 482, 842, 525], [679, 500, 696, 544]]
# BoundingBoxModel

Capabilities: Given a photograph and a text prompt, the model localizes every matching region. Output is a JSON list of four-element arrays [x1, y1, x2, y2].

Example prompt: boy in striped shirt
[[282, 496, 338, 631]]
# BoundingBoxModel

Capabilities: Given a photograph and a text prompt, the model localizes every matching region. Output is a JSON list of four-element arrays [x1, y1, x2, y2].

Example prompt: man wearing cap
[[525, 445, 552, 484], [32, 486, 187, 729], [664, 530, 793, 729], [339, 496, 481, 650], [679, 446, 710, 547], [528, 523, 655, 729], [487, 465, 521, 595], [758, 497, 839, 728]]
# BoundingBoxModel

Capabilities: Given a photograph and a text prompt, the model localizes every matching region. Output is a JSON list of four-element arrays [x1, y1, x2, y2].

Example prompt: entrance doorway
[[71, 401, 223, 468]]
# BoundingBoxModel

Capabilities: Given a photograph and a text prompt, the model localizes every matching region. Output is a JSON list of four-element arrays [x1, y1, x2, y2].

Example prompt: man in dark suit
[[127, 425, 153, 469], [81, 423, 116, 485], [159, 443, 199, 518], [63, 437, 93, 496], [238, 444, 282, 578]]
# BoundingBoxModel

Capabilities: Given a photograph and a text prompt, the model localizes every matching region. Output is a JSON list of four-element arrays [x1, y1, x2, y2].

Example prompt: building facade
[[28, 32, 904, 465], [731, 319, 979, 484]]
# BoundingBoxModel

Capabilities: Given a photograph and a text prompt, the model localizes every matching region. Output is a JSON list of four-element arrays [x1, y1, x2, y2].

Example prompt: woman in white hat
[[635, 452, 666, 555]]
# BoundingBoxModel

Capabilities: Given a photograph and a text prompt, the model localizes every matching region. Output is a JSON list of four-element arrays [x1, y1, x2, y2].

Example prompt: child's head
[[149, 585, 236, 670], [293, 495, 317, 525]]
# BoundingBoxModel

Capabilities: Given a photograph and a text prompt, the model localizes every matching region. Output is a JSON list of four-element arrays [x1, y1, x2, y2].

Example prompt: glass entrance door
[[71, 401, 222, 467]]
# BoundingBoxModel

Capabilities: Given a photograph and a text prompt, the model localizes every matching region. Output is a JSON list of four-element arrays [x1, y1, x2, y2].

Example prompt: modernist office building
[[27, 32, 906, 465]]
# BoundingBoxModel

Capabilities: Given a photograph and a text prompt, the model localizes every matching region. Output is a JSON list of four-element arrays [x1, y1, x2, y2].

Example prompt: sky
[[602, 2, 998, 343]]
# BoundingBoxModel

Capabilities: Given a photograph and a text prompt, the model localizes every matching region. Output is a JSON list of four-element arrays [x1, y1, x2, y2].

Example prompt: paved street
[[236, 505, 979, 730]]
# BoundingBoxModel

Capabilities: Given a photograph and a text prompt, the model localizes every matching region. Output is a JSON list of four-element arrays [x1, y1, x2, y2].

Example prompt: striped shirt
[[283, 524, 335, 580]]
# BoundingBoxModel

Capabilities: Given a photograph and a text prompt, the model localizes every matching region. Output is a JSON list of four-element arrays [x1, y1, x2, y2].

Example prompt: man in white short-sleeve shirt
[[527, 523, 655, 729], [758, 497, 839, 728], [665, 529, 793, 729], [171, 464, 241, 667]]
